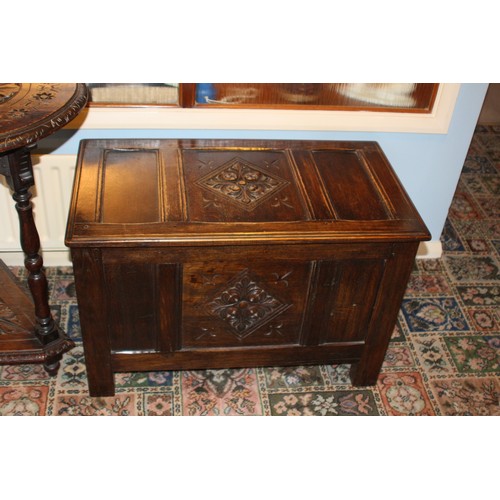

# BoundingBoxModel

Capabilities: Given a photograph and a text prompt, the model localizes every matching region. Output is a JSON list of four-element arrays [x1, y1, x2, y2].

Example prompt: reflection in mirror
[[335, 83, 419, 107], [85, 83, 438, 113], [192, 83, 438, 112], [87, 83, 179, 106]]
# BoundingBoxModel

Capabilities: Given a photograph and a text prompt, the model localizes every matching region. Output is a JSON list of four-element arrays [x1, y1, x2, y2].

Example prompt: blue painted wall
[[39, 83, 488, 241]]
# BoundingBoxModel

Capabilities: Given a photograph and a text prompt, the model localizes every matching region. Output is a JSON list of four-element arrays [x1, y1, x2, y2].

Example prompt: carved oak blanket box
[[65, 139, 430, 397]]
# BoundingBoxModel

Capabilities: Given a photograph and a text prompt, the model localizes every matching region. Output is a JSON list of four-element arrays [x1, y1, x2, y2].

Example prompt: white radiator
[[0, 154, 77, 266]]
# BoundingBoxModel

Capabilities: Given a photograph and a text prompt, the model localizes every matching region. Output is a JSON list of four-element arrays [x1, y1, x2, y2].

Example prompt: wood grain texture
[[67, 139, 430, 396], [0, 83, 87, 373]]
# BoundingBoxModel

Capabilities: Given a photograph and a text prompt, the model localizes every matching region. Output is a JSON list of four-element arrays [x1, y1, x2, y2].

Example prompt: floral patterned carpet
[[1, 126, 499, 416]]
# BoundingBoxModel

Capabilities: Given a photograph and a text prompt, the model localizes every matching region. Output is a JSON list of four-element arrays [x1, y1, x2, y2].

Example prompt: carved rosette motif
[[206, 269, 290, 339], [196, 157, 289, 211]]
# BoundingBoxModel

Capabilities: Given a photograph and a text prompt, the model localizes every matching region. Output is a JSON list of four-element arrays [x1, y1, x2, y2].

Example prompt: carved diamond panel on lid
[[206, 269, 291, 339], [195, 157, 289, 211]]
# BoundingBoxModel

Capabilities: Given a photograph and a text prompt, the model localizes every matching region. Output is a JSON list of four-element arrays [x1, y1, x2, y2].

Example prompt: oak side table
[[0, 83, 88, 375]]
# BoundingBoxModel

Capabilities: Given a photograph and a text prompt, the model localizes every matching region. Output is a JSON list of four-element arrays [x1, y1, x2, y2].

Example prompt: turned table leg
[[1, 146, 64, 373]]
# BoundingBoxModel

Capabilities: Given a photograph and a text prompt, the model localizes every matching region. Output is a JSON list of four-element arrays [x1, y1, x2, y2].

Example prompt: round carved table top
[[0, 83, 89, 153]]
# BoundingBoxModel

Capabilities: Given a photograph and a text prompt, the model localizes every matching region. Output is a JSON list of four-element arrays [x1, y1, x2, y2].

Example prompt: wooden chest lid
[[65, 139, 430, 247]]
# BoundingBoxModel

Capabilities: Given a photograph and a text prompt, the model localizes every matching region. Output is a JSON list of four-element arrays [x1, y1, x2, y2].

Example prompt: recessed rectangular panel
[[320, 259, 386, 343], [101, 150, 160, 223], [104, 263, 158, 352], [311, 150, 390, 220]]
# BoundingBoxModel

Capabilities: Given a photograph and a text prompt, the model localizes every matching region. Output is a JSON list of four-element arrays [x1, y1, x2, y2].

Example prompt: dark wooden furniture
[[0, 83, 88, 374], [66, 139, 430, 397]]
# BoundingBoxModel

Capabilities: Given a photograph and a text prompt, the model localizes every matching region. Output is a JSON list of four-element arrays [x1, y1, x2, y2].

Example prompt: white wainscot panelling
[[0, 154, 77, 266]]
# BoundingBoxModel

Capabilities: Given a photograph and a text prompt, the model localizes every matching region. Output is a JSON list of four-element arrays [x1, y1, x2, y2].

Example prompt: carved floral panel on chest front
[[182, 261, 312, 348]]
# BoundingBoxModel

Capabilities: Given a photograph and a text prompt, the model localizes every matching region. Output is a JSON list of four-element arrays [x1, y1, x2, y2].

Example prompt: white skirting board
[[0, 154, 443, 267], [416, 240, 443, 259]]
